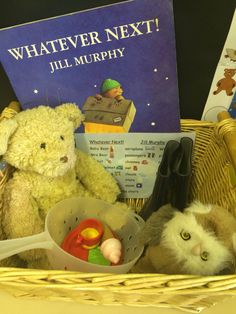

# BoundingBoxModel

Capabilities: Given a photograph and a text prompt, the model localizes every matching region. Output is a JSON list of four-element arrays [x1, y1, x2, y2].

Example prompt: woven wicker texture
[[0, 106, 236, 313]]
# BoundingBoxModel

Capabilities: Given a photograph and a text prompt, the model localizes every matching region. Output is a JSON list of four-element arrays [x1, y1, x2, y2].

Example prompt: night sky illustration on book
[[0, 0, 180, 132]]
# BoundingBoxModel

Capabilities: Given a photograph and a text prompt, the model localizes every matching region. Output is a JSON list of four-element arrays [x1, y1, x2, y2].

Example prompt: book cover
[[202, 8, 236, 121], [0, 0, 180, 133]]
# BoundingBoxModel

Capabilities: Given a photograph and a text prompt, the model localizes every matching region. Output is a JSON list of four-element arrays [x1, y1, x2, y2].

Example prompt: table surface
[[0, 291, 236, 314]]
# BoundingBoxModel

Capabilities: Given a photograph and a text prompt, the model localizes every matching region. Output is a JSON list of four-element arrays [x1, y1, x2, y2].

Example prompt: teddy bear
[[213, 68, 236, 96], [0, 103, 121, 268]]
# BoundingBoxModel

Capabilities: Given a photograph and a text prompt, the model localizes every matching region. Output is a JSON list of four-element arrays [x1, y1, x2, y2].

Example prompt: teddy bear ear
[[55, 103, 85, 129], [0, 119, 18, 155]]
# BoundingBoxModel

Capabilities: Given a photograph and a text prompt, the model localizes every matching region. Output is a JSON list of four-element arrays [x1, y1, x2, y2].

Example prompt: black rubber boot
[[139, 140, 180, 221], [171, 137, 193, 211]]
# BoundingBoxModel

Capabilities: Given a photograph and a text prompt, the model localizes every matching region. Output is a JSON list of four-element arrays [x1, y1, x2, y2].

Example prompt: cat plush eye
[[200, 251, 209, 261], [180, 230, 191, 240]]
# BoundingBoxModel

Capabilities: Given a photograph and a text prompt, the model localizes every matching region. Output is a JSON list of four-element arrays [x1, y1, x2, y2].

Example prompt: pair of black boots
[[139, 137, 193, 221]]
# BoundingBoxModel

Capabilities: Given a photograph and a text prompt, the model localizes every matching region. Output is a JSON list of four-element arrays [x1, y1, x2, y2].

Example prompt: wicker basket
[[0, 106, 236, 313]]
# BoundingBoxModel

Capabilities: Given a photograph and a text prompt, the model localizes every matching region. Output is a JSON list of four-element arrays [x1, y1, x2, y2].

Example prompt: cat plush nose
[[60, 156, 68, 163], [191, 243, 201, 256]]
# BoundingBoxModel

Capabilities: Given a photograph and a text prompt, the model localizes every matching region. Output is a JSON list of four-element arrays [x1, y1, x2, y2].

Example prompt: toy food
[[100, 238, 122, 264], [61, 218, 122, 266]]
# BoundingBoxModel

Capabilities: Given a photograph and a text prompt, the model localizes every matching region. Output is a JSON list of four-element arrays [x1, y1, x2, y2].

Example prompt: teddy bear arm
[[2, 176, 44, 240], [75, 149, 120, 203], [216, 79, 223, 86]]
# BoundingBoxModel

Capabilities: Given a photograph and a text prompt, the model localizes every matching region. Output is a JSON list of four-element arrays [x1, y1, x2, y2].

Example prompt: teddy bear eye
[[40, 143, 46, 149], [60, 135, 64, 141]]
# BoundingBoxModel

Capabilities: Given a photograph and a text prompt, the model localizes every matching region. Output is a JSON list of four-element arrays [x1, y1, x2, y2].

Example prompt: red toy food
[[61, 218, 122, 265]]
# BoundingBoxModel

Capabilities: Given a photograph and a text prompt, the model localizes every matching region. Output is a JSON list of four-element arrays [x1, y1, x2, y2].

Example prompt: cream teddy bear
[[0, 103, 120, 267]]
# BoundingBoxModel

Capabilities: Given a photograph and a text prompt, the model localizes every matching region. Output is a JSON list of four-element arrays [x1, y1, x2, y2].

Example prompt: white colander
[[0, 197, 144, 273]]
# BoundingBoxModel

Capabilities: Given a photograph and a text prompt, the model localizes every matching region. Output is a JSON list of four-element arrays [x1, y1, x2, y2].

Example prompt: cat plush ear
[[185, 201, 212, 214], [55, 103, 85, 129], [0, 119, 18, 155]]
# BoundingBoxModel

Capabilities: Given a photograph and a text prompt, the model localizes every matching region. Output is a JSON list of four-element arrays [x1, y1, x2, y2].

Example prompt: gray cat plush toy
[[133, 201, 236, 275]]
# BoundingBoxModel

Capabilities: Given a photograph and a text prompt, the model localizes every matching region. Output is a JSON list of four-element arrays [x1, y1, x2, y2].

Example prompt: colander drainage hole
[[128, 235, 133, 241], [134, 215, 142, 222], [63, 220, 66, 224]]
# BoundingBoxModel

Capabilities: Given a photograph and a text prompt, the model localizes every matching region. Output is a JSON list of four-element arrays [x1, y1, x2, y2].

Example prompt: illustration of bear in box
[[82, 79, 136, 133]]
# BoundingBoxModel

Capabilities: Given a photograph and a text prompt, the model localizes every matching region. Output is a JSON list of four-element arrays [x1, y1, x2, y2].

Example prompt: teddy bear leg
[[226, 89, 234, 96], [2, 178, 45, 263], [213, 88, 221, 95]]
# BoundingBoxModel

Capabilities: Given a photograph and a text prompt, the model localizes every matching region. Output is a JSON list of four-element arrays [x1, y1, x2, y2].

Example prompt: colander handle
[[0, 231, 54, 261]]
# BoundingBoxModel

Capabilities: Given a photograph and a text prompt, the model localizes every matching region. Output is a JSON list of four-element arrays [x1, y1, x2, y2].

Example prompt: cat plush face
[[137, 202, 236, 275], [162, 210, 234, 275]]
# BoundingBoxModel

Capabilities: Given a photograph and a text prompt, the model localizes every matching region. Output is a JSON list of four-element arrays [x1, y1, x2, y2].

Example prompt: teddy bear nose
[[60, 156, 68, 163]]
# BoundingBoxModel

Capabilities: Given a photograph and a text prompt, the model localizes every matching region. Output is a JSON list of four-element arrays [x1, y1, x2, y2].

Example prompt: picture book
[[0, 0, 180, 133], [202, 8, 236, 121]]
